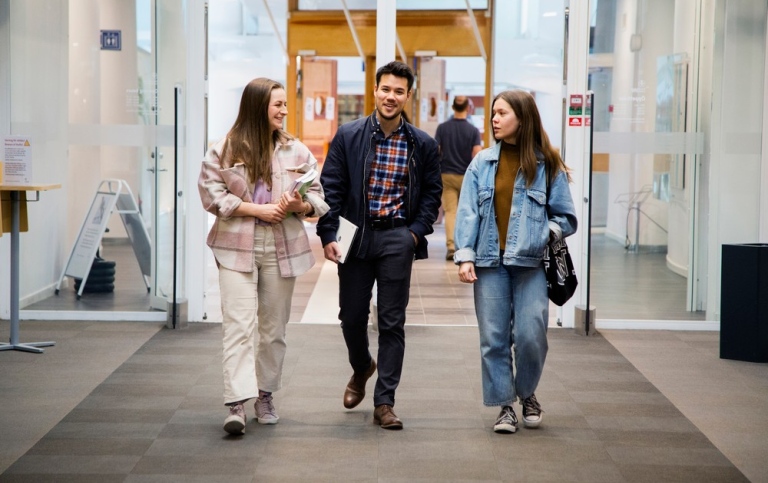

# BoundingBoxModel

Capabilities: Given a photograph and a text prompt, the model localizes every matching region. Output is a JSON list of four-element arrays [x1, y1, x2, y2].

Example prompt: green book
[[289, 168, 317, 196], [285, 168, 318, 216]]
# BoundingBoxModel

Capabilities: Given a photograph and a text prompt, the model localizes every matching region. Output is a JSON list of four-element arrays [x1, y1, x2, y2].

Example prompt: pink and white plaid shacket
[[198, 138, 328, 277]]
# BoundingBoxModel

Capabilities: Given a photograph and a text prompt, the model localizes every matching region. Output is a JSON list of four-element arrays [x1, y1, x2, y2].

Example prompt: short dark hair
[[375, 61, 415, 91], [452, 96, 470, 112]]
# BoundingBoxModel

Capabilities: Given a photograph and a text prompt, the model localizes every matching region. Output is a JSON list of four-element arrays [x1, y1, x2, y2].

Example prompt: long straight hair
[[491, 90, 571, 187], [221, 78, 292, 188]]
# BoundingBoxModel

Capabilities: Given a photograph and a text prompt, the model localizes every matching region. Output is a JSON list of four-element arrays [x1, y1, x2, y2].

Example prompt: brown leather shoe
[[343, 359, 376, 409], [373, 404, 403, 430]]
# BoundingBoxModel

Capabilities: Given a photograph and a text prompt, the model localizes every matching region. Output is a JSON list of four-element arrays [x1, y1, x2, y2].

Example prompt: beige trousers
[[441, 173, 465, 252], [219, 226, 296, 405]]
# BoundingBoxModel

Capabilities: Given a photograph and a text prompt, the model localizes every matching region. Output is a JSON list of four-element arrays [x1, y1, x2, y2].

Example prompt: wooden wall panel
[[286, 8, 494, 143], [287, 55, 298, 136], [416, 58, 446, 137], [364, 56, 376, 117], [300, 59, 338, 164]]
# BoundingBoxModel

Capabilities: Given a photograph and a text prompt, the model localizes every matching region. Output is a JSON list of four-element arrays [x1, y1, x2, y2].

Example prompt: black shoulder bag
[[544, 166, 578, 306]]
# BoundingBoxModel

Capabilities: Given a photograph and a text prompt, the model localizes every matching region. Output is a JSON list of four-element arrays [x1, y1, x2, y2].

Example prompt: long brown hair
[[491, 90, 571, 187], [221, 78, 292, 188]]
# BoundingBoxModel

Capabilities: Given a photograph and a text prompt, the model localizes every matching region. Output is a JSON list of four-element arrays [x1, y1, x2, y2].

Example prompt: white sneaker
[[255, 392, 279, 425], [223, 402, 246, 435]]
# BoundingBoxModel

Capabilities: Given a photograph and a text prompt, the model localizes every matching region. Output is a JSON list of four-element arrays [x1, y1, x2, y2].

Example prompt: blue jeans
[[338, 225, 415, 407], [474, 264, 549, 406]]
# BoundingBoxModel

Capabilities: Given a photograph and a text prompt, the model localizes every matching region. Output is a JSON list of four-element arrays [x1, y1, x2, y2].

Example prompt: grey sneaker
[[521, 393, 543, 428], [493, 405, 518, 434], [223, 402, 246, 435], [255, 392, 279, 425]]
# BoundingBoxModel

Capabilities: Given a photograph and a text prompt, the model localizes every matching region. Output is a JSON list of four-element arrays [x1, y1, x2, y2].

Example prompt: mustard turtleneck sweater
[[494, 142, 520, 251]]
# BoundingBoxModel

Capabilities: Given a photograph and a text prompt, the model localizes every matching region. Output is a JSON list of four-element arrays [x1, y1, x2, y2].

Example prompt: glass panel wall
[[491, 0, 566, 324], [706, 0, 767, 319], [492, 0, 566, 151], [588, 0, 705, 321], [6, 0, 186, 321], [205, 0, 292, 321], [153, 0, 188, 311], [208, 0, 287, 143]]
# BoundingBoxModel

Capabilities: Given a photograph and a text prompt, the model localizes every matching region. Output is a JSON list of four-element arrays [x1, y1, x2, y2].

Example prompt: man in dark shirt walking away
[[435, 96, 482, 260], [317, 61, 442, 430]]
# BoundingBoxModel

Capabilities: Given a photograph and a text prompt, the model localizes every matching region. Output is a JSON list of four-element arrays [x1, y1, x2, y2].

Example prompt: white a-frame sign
[[55, 179, 151, 299]]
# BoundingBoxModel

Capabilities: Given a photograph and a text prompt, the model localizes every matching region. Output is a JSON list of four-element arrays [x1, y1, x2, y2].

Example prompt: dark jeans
[[338, 225, 415, 407]]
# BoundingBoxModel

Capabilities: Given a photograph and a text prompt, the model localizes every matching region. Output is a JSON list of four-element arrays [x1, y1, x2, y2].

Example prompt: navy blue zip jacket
[[317, 113, 443, 260]]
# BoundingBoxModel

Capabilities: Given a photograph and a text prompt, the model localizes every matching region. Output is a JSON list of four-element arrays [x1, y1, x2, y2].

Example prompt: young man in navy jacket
[[317, 61, 442, 429]]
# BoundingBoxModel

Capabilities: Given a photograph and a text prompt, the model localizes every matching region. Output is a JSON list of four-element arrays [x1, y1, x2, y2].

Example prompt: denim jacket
[[454, 142, 577, 268]]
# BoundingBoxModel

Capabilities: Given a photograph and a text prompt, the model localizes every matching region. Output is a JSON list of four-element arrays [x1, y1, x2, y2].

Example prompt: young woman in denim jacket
[[454, 90, 577, 434], [198, 78, 328, 435]]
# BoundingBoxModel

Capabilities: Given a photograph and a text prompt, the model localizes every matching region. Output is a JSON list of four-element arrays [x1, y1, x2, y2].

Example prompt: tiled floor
[[2, 223, 767, 481]]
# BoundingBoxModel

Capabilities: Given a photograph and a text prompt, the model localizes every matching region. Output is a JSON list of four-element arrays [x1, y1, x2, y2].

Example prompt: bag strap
[[545, 163, 551, 216]]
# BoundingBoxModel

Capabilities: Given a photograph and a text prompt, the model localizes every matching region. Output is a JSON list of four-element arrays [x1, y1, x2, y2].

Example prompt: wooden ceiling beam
[[287, 10, 490, 58]]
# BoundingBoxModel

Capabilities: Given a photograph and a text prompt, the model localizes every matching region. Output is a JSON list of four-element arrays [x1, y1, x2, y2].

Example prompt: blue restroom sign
[[100, 30, 121, 51]]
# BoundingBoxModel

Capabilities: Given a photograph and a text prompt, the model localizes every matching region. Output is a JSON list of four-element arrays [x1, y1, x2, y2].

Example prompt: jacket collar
[[275, 136, 296, 150], [482, 141, 503, 162], [369, 111, 406, 137], [482, 142, 546, 164]]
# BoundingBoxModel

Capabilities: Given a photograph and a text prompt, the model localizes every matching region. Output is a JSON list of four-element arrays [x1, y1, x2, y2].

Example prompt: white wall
[[3, 0, 69, 310], [0, 0, 9, 317]]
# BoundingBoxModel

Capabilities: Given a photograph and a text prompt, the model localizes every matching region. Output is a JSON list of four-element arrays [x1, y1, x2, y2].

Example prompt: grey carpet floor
[[1, 323, 747, 482]]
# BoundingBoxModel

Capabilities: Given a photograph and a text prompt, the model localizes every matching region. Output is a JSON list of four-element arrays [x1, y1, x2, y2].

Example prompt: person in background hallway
[[454, 89, 577, 434], [317, 61, 442, 430], [198, 77, 329, 435], [434, 95, 482, 260]]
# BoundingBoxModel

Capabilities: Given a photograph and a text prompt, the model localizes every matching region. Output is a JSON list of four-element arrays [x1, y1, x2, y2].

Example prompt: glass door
[[587, 0, 705, 322], [491, 0, 568, 324], [13, 0, 188, 319]]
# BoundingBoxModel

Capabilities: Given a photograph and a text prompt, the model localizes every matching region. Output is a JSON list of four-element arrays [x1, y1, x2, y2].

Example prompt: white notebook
[[336, 216, 358, 264]]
